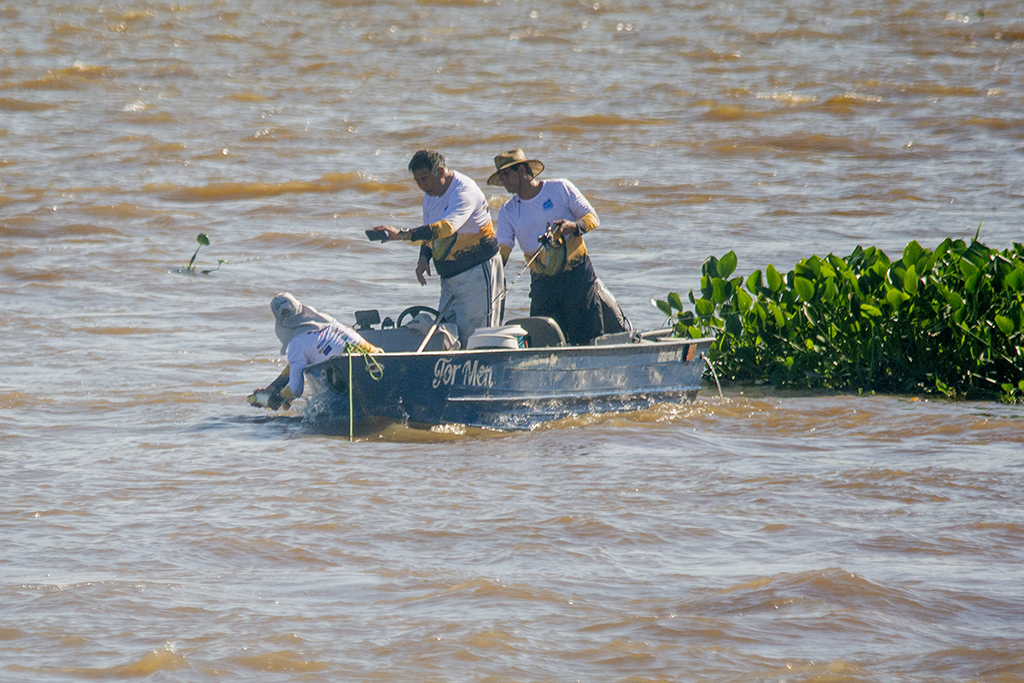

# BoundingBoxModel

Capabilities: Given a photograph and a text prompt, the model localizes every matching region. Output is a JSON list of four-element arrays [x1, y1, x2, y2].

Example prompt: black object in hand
[[365, 229, 389, 241]]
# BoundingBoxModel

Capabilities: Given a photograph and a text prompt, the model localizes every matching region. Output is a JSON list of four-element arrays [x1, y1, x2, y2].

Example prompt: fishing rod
[[421, 225, 561, 352], [415, 296, 456, 353], [489, 223, 560, 310]]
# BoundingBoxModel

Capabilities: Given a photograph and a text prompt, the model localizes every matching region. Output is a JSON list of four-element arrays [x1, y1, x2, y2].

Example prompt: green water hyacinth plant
[[655, 238, 1024, 401], [179, 233, 227, 274]]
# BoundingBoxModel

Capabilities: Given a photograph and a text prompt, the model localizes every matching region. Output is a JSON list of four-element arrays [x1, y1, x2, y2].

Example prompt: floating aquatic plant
[[178, 233, 228, 274], [200, 259, 227, 274], [657, 235, 1024, 402], [187, 232, 209, 270]]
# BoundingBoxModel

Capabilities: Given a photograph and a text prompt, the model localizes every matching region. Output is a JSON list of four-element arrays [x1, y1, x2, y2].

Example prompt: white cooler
[[465, 325, 528, 350]]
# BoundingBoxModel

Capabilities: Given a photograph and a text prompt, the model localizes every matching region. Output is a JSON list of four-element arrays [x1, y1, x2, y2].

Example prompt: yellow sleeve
[[578, 211, 599, 234], [431, 220, 456, 239]]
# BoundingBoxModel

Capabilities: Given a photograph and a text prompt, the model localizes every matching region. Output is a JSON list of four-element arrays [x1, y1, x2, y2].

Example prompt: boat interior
[[351, 306, 674, 353]]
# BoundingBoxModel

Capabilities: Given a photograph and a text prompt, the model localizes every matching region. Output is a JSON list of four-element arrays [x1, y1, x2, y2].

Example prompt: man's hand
[[247, 385, 293, 410], [551, 219, 578, 238], [415, 257, 432, 286], [374, 225, 406, 242], [277, 386, 294, 410]]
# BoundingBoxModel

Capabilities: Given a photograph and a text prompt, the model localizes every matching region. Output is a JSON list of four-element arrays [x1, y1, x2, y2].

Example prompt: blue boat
[[299, 307, 712, 434]]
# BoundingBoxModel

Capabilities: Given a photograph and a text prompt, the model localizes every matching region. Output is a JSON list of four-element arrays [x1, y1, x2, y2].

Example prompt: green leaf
[[903, 264, 919, 296], [804, 255, 823, 279], [711, 277, 732, 304], [818, 260, 836, 279], [718, 251, 737, 279], [201, 259, 228, 274], [963, 241, 991, 270], [886, 287, 908, 309], [725, 313, 743, 337], [958, 256, 979, 279], [735, 288, 752, 314], [766, 264, 783, 292], [196, 233, 211, 246], [703, 256, 720, 278], [746, 270, 763, 291], [654, 299, 672, 317], [823, 277, 837, 302], [944, 289, 964, 310], [795, 261, 816, 279], [965, 271, 981, 294], [860, 304, 882, 318], [751, 301, 766, 320], [794, 276, 815, 302], [995, 314, 1015, 335], [694, 298, 715, 317], [1004, 267, 1024, 291], [902, 240, 923, 266], [668, 292, 683, 311]]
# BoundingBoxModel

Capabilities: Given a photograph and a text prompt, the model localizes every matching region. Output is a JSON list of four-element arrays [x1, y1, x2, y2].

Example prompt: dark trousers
[[529, 257, 604, 345]]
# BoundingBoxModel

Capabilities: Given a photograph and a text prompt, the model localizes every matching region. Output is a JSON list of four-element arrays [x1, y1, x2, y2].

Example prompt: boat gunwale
[[355, 336, 714, 358]]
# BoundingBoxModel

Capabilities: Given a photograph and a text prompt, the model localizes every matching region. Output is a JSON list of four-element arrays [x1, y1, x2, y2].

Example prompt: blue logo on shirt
[[542, 199, 554, 211]]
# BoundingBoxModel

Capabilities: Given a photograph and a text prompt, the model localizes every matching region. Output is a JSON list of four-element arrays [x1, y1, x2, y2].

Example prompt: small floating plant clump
[[176, 233, 228, 275], [657, 235, 1024, 402]]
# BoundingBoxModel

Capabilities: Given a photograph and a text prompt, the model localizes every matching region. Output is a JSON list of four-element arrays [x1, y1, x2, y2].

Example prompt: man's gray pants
[[438, 252, 504, 348]]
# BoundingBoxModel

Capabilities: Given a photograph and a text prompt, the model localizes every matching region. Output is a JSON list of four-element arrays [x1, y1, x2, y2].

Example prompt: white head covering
[[271, 292, 334, 354]]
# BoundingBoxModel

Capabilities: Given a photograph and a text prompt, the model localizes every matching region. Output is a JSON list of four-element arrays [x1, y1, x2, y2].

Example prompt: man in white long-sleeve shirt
[[490, 149, 604, 346], [373, 150, 504, 347], [248, 292, 382, 410]]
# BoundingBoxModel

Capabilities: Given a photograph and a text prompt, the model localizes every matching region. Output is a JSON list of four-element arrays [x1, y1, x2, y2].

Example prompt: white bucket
[[466, 325, 528, 350]]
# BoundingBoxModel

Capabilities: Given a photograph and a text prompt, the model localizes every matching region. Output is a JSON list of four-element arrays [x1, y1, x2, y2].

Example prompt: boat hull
[[302, 336, 712, 433]]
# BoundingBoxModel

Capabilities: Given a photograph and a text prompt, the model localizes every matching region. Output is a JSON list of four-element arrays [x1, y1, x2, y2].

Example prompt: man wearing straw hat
[[489, 149, 604, 346], [373, 150, 504, 348]]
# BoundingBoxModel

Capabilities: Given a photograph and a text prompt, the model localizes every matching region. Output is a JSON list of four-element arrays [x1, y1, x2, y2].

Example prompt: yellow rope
[[343, 343, 385, 441], [345, 343, 384, 380], [348, 350, 353, 442]]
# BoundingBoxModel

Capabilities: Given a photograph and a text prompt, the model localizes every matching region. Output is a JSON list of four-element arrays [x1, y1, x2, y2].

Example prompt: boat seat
[[504, 317, 566, 348], [359, 326, 451, 352]]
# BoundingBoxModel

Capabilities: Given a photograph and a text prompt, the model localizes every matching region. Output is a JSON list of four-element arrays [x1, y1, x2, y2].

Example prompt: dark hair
[[408, 150, 445, 174]]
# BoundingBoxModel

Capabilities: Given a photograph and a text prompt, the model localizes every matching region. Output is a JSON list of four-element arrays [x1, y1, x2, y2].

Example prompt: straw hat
[[487, 149, 545, 186]]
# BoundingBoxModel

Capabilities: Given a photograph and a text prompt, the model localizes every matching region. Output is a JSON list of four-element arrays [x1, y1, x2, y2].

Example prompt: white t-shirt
[[286, 321, 375, 397], [495, 179, 595, 255], [421, 170, 491, 235]]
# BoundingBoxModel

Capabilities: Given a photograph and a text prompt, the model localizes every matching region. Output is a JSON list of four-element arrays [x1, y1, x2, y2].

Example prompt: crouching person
[[248, 292, 382, 410]]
